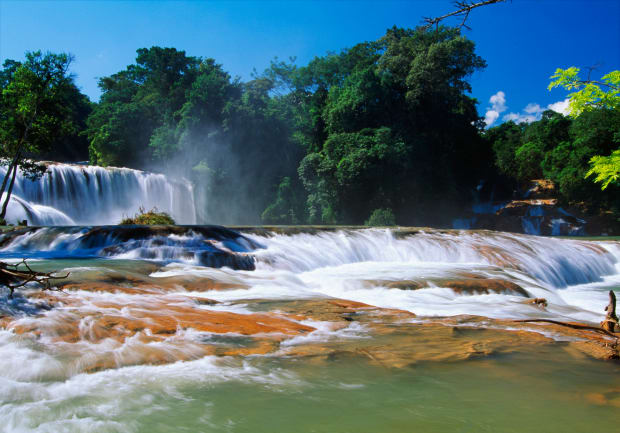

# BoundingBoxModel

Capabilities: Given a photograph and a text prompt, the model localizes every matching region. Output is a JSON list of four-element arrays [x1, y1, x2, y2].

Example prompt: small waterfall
[[0, 226, 257, 269], [248, 229, 618, 288], [1, 227, 616, 289], [0, 163, 197, 225]]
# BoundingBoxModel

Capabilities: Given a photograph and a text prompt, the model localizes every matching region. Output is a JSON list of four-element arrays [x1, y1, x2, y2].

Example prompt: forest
[[1, 26, 619, 226]]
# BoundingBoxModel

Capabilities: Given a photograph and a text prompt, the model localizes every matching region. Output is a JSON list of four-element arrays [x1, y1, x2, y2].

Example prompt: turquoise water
[[4, 349, 617, 433]]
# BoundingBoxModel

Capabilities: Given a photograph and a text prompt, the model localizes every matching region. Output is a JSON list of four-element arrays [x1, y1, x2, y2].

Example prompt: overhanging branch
[[423, 0, 508, 30]]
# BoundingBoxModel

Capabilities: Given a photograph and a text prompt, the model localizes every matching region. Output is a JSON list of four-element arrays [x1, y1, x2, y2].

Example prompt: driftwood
[[513, 291, 619, 338], [514, 318, 618, 339], [0, 259, 69, 298], [601, 290, 618, 333]]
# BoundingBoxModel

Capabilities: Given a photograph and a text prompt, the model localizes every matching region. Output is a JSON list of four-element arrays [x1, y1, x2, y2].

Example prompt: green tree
[[365, 208, 396, 226], [87, 47, 200, 168], [485, 120, 523, 179], [0, 51, 89, 222], [587, 149, 619, 190], [296, 26, 487, 225], [515, 110, 571, 181], [549, 67, 620, 190]]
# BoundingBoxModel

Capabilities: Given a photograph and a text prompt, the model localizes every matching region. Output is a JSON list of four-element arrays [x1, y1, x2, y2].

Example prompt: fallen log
[[513, 319, 618, 339], [0, 259, 69, 298]]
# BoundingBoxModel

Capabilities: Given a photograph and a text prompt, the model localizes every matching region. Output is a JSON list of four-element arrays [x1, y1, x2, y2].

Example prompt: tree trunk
[[0, 150, 20, 199], [0, 127, 28, 221], [0, 163, 15, 201], [0, 154, 20, 220], [602, 290, 618, 333]]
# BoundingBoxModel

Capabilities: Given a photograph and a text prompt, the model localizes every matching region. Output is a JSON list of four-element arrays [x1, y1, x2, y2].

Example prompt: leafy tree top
[[548, 67, 620, 116]]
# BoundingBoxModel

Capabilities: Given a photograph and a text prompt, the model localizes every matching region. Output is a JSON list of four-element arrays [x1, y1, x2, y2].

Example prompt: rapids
[[0, 226, 619, 432], [0, 226, 618, 321], [0, 163, 196, 225]]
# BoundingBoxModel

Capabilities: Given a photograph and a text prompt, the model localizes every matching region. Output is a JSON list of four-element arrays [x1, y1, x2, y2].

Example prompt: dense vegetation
[[1, 26, 618, 225], [487, 109, 620, 214], [119, 207, 176, 225]]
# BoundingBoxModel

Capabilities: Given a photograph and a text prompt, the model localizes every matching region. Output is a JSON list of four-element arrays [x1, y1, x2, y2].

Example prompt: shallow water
[[2, 344, 618, 433], [1, 227, 619, 432]]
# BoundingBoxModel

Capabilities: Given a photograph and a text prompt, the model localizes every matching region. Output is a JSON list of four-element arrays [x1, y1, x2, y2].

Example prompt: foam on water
[[0, 226, 256, 269], [248, 229, 617, 288], [143, 229, 620, 322], [0, 227, 619, 431], [0, 329, 301, 432]]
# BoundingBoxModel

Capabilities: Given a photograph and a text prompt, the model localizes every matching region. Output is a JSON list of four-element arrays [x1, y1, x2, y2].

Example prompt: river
[[0, 226, 618, 432]]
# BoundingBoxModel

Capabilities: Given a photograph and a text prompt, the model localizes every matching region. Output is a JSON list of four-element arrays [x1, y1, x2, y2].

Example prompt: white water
[[0, 227, 619, 432], [1, 227, 618, 322], [0, 163, 196, 225], [143, 228, 620, 323]]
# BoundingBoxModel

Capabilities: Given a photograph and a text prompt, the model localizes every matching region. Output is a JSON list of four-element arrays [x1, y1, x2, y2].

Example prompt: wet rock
[[377, 278, 528, 297], [525, 179, 556, 199], [435, 279, 528, 296], [2, 290, 618, 374], [496, 200, 558, 217], [524, 298, 548, 308]]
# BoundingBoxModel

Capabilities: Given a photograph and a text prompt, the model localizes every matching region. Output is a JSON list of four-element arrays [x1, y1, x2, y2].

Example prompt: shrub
[[365, 208, 396, 226], [119, 207, 176, 225]]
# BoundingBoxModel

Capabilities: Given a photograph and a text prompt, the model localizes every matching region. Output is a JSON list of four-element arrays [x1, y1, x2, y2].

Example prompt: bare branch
[[1, 259, 70, 298], [585, 62, 602, 81], [423, 0, 508, 30]]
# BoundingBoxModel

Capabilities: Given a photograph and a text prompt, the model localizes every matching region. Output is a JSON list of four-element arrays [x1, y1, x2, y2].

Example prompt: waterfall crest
[[0, 163, 196, 225]]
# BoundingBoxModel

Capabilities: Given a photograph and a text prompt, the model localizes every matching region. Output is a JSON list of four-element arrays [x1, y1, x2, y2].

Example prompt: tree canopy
[[2, 27, 618, 226], [0, 51, 91, 221], [548, 67, 620, 191]]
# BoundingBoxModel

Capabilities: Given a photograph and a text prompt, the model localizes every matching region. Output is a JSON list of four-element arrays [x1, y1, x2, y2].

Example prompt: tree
[[0, 51, 87, 223], [549, 67, 620, 190], [485, 120, 523, 179], [0, 259, 68, 299], [296, 26, 486, 225], [586, 149, 620, 190], [87, 47, 201, 168]]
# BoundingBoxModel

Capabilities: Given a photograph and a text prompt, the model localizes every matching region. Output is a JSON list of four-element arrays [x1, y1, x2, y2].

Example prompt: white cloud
[[501, 99, 571, 125], [484, 110, 500, 126], [524, 103, 543, 115], [484, 91, 507, 127], [484, 92, 570, 127], [489, 91, 507, 112], [547, 98, 570, 115], [502, 112, 539, 123]]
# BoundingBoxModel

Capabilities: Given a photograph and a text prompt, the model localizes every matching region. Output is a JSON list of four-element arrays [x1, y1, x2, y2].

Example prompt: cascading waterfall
[[0, 163, 197, 225], [1, 226, 618, 322]]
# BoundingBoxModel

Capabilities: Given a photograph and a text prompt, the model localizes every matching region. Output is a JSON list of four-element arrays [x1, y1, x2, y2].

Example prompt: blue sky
[[1, 0, 619, 126]]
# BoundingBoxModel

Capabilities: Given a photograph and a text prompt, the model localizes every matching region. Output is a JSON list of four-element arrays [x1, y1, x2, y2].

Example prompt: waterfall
[[1, 226, 617, 290], [0, 163, 197, 225]]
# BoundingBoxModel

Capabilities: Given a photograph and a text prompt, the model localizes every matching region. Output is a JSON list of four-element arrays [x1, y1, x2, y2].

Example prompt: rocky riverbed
[[0, 226, 618, 431]]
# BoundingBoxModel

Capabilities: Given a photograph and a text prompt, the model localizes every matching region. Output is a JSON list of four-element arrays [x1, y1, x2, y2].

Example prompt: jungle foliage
[[486, 108, 620, 213], [2, 26, 618, 225], [81, 27, 493, 225]]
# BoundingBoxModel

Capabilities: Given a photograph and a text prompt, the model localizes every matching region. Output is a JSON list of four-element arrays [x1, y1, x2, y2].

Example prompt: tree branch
[[423, 0, 508, 30], [1, 259, 69, 298], [577, 80, 620, 91]]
